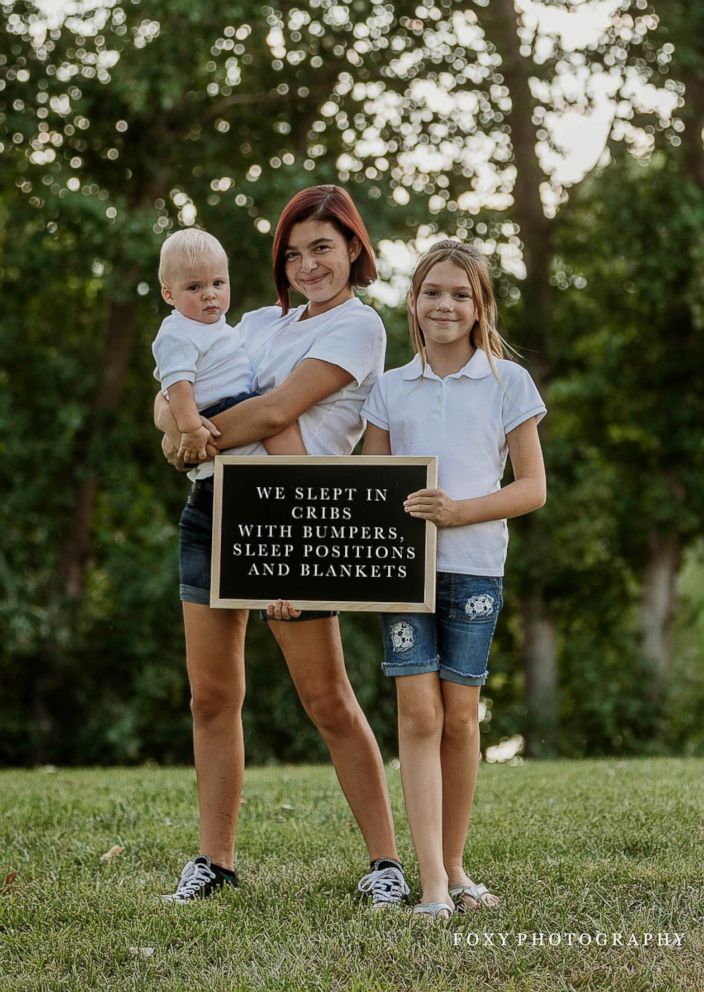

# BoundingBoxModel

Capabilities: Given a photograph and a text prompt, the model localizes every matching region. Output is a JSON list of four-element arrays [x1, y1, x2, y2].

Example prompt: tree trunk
[[480, 0, 560, 752], [640, 531, 681, 684], [520, 592, 559, 756], [28, 292, 141, 759], [58, 292, 139, 600]]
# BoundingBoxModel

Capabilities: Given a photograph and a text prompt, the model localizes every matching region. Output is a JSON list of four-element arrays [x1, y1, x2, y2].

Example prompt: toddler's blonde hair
[[159, 228, 228, 286], [409, 240, 513, 377]]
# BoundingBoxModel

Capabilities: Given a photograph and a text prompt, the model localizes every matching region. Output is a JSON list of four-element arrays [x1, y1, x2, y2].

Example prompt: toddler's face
[[161, 254, 230, 324]]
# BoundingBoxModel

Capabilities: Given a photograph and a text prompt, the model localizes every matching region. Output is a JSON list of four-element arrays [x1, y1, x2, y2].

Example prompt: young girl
[[361, 240, 547, 920]]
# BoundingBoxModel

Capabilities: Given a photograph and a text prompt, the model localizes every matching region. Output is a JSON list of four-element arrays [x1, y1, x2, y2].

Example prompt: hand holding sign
[[404, 487, 458, 528], [266, 599, 302, 621]]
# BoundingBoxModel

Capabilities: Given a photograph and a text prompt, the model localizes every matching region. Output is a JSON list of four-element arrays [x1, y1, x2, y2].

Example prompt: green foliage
[[2, 0, 704, 766]]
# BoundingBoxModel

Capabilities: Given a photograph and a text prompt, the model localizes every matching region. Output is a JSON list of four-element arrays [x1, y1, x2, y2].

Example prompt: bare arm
[[167, 380, 202, 433], [210, 359, 354, 449], [263, 421, 307, 455], [154, 393, 221, 468], [155, 357, 333, 460], [167, 381, 215, 462], [362, 423, 392, 456], [404, 417, 546, 527], [155, 392, 185, 449], [154, 393, 306, 460]]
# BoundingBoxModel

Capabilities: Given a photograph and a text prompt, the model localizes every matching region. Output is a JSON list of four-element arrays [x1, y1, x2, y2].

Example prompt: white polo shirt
[[362, 348, 546, 576]]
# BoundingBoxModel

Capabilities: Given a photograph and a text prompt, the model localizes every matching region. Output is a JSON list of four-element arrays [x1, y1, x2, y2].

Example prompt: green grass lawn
[[1, 759, 702, 992]]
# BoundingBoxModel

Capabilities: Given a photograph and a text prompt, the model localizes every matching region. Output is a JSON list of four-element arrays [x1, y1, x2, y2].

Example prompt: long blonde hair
[[408, 240, 512, 377]]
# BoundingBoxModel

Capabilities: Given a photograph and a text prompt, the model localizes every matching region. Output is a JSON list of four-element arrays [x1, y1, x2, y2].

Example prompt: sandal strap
[[450, 883, 489, 900], [413, 901, 453, 918]]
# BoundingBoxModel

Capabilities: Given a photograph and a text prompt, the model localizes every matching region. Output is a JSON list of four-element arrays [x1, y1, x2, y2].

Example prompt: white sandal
[[412, 901, 454, 922], [449, 883, 500, 911]]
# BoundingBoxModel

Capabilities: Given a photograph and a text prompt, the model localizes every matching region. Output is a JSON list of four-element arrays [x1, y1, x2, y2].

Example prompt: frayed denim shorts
[[380, 573, 503, 687], [178, 391, 251, 606]]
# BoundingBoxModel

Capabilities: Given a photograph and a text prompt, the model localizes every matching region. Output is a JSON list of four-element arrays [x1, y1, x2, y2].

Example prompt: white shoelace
[[357, 865, 410, 906], [172, 859, 217, 900]]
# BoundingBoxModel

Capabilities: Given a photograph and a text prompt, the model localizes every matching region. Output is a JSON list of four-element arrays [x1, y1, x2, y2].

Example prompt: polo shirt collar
[[401, 348, 493, 381]]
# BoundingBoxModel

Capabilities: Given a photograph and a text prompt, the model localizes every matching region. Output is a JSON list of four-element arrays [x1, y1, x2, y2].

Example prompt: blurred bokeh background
[[2, 0, 703, 766]]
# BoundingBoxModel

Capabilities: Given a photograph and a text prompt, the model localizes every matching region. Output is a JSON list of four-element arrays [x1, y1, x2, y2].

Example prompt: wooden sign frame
[[210, 455, 438, 612]]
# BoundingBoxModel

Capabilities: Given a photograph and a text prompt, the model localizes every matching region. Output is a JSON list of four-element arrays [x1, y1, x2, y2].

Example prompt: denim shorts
[[199, 392, 258, 421], [179, 390, 252, 603], [380, 573, 503, 687], [178, 472, 337, 621]]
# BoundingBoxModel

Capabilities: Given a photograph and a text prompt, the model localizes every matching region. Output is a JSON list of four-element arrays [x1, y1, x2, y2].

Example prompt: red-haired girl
[[155, 187, 408, 909]]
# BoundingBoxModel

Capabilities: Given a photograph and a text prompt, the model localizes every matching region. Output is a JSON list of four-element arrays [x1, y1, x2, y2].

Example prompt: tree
[[329, 0, 672, 751], [2, 0, 695, 761], [0, 0, 429, 761], [554, 148, 704, 688]]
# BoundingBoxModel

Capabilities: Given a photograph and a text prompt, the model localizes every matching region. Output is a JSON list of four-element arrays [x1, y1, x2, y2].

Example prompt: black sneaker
[[161, 855, 238, 904], [357, 858, 410, 910]]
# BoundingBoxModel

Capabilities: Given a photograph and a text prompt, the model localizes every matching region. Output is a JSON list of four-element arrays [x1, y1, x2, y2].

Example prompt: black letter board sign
[[211, 456, 438, 612]]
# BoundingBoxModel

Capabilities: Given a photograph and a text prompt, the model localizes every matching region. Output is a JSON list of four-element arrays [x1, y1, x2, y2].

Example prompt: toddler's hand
[[404, 488, 458, 528], [266, 599, 302, 621], [199, 415, 221, 439], [199, 416, 221, 459], [178, 425, 212, 463]]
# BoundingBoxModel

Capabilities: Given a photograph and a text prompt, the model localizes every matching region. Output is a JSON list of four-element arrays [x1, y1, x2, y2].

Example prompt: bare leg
[[183, 603, 248, 870], [440, 681, 499, 907], [267, 616, 398, 861], [396, 673, 451, 907]]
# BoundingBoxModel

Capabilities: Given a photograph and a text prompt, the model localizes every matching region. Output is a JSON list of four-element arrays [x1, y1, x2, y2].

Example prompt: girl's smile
[[414, 258, 477, 372], [284, 219, 361, 317]]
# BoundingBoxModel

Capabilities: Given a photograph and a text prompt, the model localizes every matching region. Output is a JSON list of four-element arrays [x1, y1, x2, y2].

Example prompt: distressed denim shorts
[[380, 573, 503, 686]]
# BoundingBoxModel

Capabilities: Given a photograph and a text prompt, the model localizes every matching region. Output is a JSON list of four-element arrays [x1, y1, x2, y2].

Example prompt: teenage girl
[[155, 186, 408, 908], [361, 240, 547, 920]]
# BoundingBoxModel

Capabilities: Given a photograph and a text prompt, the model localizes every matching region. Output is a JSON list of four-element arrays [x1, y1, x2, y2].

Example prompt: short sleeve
[[361, 375, 390, 431], [501, 364, 547, 434], [152, 333, 200, 392], [306, 308, 386, 386]]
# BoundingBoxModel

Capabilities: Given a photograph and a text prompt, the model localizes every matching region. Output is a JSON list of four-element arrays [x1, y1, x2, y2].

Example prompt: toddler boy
[[153, 228, 259, 464]]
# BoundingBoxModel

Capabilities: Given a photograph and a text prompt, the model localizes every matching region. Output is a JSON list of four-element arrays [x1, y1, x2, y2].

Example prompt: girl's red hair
[[272, 185, 377, 314]]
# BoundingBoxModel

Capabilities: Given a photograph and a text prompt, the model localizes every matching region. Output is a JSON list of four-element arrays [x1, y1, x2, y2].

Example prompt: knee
[[190, 680, 244, 725], [304, 686, 359, 737], [442, 708, 479, 744], [400, 699, 444, 740]]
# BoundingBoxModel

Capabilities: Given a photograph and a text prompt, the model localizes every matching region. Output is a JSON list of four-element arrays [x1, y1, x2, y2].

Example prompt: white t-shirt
[[187, 295, 386, 480], [362, 348, 546, 576], [152, 310, 253, 410]]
